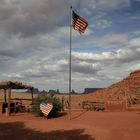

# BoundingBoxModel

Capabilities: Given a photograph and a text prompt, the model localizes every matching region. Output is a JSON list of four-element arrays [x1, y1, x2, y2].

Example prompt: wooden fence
[[82, 101, 104, 111]]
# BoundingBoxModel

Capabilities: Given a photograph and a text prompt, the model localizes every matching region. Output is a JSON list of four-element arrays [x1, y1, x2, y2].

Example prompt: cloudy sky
[[0, 0, 140, 92]]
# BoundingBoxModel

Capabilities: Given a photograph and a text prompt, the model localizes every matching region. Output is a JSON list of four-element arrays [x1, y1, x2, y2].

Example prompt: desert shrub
[[32, 94, 63, 118]]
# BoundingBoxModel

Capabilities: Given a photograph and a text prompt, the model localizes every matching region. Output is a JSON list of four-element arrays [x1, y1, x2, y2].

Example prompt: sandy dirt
[[0, 108, 140, 140]]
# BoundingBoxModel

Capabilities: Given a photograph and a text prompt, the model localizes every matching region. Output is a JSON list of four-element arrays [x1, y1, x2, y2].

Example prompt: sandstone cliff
[[89, 69, 140, 104]]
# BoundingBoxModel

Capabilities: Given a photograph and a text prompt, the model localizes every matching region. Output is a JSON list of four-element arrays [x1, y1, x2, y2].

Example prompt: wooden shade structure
[[0, 81, 34, 116]]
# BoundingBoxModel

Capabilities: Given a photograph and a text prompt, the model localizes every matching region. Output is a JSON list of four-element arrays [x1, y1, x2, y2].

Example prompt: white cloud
[[133, 30, 140, 36], [73, 51, 114, 62], [73, 47, 140, 63], [80, 0, 130, 15], [72, 76, 100, 82], [129, 64, 140, 71], [77, 33, 128, 49], [98, 0, 130, 9], [129, 37, 140, 47], [101, 34, 128, 47], [57, 59, 68, 65], [94, 19, 112, 29], [72, 61, 101, 74], [0, 0, 71, 36]]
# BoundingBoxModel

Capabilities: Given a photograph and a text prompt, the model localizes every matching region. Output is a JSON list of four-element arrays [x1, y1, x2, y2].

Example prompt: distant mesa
[[83, 88, 104, 94], [40, 90, 47, 94], [24, 88, 60, 94], [25, 88, 40, 94]]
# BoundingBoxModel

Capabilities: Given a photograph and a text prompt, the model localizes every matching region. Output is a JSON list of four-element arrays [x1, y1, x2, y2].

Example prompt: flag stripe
[[73, 17, 88, 26], [72, 10, 88, 34], [73, 21, 87, 31], [73, 22, 86, 31], [40, 103, 53, 116], [73, 21, 87, 30]]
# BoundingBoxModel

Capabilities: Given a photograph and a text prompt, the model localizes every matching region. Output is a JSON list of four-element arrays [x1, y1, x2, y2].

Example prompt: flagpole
[[69, 6, 72, 119]]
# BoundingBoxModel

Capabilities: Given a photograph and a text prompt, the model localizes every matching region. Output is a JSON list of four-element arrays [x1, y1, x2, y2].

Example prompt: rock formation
[[90, 69, 140, 104]]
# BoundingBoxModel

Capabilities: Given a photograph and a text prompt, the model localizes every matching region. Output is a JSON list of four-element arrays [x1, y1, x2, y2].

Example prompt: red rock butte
[[83, 69, 140, 104]]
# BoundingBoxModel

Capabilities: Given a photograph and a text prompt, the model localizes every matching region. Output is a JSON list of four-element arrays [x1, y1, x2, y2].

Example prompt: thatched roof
[[0, 81, 33, 89]]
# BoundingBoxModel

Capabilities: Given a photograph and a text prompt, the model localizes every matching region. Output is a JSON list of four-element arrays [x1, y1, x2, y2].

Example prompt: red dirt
[[0, 109, 140, 140]]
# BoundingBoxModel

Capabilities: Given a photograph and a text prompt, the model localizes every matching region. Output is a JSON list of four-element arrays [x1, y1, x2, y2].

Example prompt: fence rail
[[82, 101, 104, 111]]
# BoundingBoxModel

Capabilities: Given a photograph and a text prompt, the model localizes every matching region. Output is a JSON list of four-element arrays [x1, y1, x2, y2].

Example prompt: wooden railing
[[82, 101, 104, 111]]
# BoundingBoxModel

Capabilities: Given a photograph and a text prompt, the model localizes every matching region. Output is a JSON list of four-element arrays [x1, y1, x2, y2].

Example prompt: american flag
[[40, 102, 53, 116], [72, 10, 88, 34]]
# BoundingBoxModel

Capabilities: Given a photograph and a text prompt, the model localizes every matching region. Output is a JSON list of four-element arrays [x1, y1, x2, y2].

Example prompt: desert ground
[[0, 107, 140, 140], [0, 92, 140, 140]]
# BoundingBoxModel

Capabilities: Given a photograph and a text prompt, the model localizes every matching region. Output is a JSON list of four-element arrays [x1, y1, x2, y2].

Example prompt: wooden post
[[31, 88, 33, 105], [0, 102, 2, 115], [7, 88, 11, 116], [4, 89, 7, 103]]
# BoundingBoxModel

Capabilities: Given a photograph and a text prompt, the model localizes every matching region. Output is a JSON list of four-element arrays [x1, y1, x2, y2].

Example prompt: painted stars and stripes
[[72, 10, 88, 34], [40, 102, 53, 116]]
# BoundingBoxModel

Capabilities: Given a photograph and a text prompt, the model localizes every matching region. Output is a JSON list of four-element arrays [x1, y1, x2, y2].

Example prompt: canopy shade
[[0, 81, 33, 90]]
